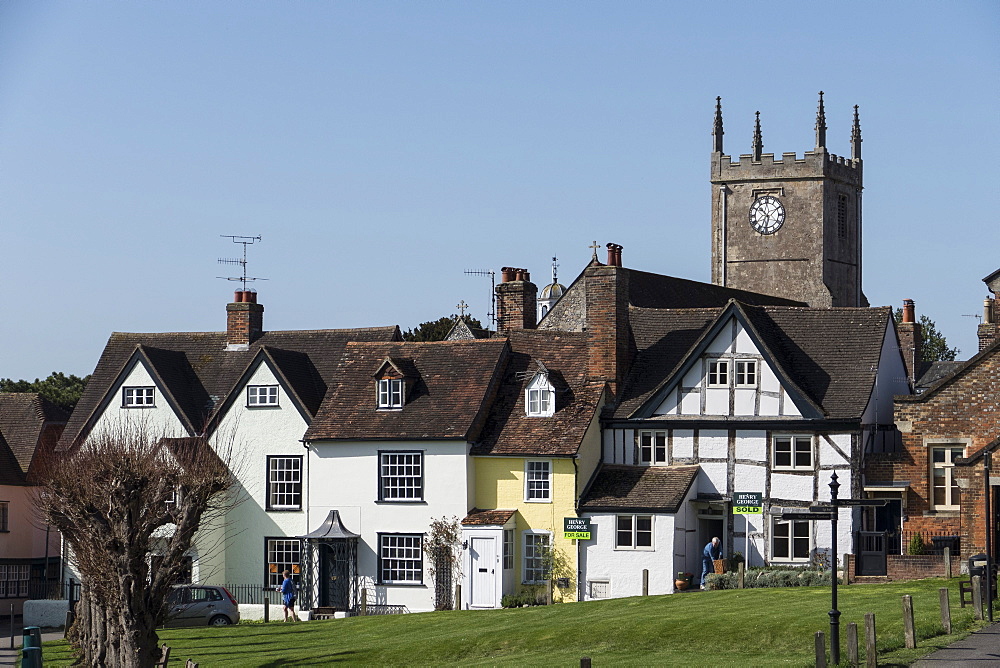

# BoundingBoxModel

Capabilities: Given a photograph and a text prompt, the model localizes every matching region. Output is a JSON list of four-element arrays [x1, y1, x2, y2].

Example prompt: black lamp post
[[986, 452, 994, 622], [829, 472, 842, 665]]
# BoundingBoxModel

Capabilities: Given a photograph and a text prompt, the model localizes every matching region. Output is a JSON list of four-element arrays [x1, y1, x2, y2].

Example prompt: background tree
[[892, 308, 960, 361], [35, 422, 233, 667], [402, 314, 485, 342], [0, 371, 90, 412]]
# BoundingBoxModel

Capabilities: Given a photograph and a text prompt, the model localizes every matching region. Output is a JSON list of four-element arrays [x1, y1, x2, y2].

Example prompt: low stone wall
[[846, 554, 965, 581], [240, 603, 309, 621]]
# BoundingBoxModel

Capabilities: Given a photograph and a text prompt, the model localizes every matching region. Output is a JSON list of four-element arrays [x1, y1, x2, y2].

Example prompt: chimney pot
[[902, 299, 915, 324], [501, 267, 515, 283]]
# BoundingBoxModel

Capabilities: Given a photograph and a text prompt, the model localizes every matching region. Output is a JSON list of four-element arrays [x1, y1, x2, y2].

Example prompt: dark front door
[[872, 499, 903, 555], [320, 543, 350, 610]]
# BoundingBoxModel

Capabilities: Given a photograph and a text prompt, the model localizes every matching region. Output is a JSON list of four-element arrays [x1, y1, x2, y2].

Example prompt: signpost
[[782, 473, 886, 666], [564, 518, 592, 540]]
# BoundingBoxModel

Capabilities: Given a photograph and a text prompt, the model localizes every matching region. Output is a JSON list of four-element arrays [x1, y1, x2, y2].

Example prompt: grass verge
[[38, 578, 989, 666]]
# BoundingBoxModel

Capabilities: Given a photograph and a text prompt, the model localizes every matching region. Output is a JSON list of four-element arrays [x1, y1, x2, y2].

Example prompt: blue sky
[[1, 1, 997, 380]]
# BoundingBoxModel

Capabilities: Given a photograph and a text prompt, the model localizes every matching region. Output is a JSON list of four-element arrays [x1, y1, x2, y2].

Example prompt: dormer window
[[525, 373, 555, 417], [707, 360, 729, 387], [378, 378, 404, 409]]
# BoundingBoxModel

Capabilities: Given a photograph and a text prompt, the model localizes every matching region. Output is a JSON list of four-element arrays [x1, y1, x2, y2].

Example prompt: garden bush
[[705, 567, 837, 590]]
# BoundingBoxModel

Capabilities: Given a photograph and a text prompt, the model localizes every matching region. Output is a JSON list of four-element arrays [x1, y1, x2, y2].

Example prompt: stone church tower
[[710, 93, 866, 307]]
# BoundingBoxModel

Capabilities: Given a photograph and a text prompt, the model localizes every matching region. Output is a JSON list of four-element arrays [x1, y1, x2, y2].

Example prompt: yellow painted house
[[462, 330, 605, 608]]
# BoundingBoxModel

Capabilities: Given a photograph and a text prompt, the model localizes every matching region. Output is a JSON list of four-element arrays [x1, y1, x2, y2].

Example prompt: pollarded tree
[[35, 422, 234, 668]]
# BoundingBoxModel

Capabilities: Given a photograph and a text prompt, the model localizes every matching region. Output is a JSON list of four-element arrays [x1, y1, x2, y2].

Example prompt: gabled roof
[[897, 336, 1000, 404], [372, 356, 419, 380], [61, 326, 401, 449], [445, 319, 492, 341], [304, 339, 509, 442], [540, 266, 802, 332], [614, 304, 891, 421], [473, 330, 605, 457], [0, 393, 68, 485], [580, 464, 700, 512], [206, 346, 327, 429]]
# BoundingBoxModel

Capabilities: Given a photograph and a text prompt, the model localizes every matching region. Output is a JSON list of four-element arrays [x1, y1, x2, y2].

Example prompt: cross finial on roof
[[456, 300, 469, 319], [589, 241, 600, 261]]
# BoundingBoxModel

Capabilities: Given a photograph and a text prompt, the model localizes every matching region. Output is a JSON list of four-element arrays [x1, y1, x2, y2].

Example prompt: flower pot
[[675, 578, 689, 591]]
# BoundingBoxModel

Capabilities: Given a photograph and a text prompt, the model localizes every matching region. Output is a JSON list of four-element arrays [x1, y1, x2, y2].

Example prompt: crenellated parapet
[[712, 149, 862, 186]]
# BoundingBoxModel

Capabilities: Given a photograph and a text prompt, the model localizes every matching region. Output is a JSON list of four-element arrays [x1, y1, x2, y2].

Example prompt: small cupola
[[537, 256, 566, 322]]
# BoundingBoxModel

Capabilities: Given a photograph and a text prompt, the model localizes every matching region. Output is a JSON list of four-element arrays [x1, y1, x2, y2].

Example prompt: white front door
[[471, 537, 497, 608]]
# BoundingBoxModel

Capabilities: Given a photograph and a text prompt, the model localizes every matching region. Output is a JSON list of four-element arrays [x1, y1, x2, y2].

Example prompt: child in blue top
[[280, 570, 298, 622]]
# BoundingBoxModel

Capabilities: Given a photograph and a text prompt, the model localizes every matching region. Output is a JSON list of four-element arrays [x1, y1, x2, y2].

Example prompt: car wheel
[[209, 615, 232, 626]]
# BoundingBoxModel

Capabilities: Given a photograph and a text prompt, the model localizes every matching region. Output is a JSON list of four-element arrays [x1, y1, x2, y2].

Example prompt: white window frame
[[930, 445, 965, 510], [266, 456, 303, 510], [522, 531, 551, 584], [524, 460, 551, 502], [638, 430, 668, 465], [771, 518, 811, 563], [707, 359, 729, 387], [735, 359, 758, 388], [377, 378, 404, 409], [525, 375, 555, 417], [122, 386, 155, 408], [379, 451, 424, 502], [503, 529, 514, 570], [615, 514, 654, 550], [378, 533, 423, 585], [265, 538, 301, 588], [247, 385, 279, 406], [0, 564, 30, 598], [772, 435, 813, 471]]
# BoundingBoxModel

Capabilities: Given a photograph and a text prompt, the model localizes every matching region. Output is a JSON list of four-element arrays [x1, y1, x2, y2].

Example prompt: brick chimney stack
[[897, 298, 922, 385], [496, 267, 538, 334], [978, 297, 999, 351], [586, 243, 630, 395], [227, 290, 264, 349]]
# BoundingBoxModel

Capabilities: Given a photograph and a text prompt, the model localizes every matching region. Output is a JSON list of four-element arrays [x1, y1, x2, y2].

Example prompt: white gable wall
[[205, 361, 312, 586], [87, 361, 187, 440], [654, 317, 802, 418]]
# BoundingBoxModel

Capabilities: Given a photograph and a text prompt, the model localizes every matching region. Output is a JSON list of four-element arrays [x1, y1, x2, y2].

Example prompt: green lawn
[[39, 578, 989, 666]]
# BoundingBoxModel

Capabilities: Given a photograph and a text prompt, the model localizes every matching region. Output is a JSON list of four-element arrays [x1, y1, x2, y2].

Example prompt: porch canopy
[[298, 510, 360, 612]]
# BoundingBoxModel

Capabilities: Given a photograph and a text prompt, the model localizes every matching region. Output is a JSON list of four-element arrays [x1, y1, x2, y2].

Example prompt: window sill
[[926, 509, 960, 517], [772, 467, 813, 473], [266, 507, 303, 513], [377, 582, 426, 588], [524, 499, 552, 504], [122, 405, 156, 409], [614, 547, 655, 552], [375, 500, 427, 505], [247, 404, 280, 409]]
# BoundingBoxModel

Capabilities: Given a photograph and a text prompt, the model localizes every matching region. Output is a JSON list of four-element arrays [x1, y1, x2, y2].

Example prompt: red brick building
[[865, 337, 1000, 560]]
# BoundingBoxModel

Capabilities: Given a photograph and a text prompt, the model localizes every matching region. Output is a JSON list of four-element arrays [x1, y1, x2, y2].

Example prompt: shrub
[[704, 567, 834, 590], [908, 533, 926, 555]]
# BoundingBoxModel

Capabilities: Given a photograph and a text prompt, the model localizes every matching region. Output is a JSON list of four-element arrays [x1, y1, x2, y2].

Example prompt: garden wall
[[845, 554, 965, 582]]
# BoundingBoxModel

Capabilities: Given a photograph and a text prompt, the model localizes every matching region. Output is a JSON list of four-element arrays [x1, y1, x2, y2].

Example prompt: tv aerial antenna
[[464, 268, 496, 329], [217, 235, 268, 291]]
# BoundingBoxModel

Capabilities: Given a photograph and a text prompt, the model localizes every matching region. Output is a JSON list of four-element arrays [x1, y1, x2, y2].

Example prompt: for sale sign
[[733, 492, 763, 514], [564, 517, 592, 540]]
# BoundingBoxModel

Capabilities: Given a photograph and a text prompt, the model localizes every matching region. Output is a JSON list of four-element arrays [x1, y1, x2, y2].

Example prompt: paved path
[[913, 621, 1000, 666], [0, 622, 65, 667]]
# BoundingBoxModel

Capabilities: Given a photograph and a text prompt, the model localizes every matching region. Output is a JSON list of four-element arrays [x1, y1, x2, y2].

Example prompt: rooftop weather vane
[[217, 235, 268, 291]]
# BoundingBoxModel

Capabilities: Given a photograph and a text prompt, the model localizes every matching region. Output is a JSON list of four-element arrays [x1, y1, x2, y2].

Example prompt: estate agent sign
[[733, 492, 763, 514], [563, 517, 592, 539]]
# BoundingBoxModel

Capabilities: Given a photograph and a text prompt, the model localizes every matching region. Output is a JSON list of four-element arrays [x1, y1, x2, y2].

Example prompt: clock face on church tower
[[749, 195, 785, 235]]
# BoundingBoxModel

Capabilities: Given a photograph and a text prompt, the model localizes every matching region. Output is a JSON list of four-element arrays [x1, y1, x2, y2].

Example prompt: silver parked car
[[165, 585, 240, 627]]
